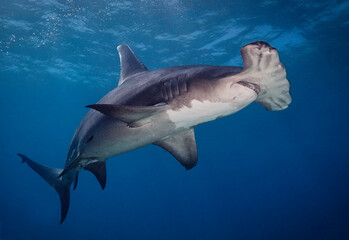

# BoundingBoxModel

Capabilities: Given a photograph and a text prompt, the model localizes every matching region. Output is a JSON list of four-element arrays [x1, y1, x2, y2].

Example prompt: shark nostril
[[269, 47, 277, 53], [251, 41, 264, 46], [252, 41, 272, 49]]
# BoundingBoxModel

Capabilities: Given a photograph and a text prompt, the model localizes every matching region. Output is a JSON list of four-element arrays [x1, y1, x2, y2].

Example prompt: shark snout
[[240, 41, 280, 70], [251, 41, 269, 46], [242, 41, 277, 53], [249, 41, 271, 49]]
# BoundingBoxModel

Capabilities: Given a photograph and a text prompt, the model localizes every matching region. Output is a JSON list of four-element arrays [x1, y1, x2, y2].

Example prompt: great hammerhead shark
[[18, 41, 291, 223]]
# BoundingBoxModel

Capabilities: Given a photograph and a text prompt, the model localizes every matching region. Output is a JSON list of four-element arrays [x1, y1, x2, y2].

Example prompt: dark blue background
[[1, 0, 349, 239]]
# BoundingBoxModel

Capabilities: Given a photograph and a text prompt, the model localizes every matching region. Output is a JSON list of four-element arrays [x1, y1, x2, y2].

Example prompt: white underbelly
[[166, 84, 257, 128]]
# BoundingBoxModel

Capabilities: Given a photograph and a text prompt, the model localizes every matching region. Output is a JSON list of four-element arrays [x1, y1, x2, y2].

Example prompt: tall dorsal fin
[[117, 44, 148, 86]]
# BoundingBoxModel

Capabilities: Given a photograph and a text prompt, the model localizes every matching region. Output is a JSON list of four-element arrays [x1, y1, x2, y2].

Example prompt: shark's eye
[[85, 135, 94, 144]]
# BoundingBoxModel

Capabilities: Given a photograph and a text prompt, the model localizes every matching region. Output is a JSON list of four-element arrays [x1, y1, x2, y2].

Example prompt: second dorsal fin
[[117, 44, 148, 86]]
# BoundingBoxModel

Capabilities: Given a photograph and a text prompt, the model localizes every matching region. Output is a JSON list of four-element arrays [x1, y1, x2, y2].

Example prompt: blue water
[[1, 0, 349, 239]]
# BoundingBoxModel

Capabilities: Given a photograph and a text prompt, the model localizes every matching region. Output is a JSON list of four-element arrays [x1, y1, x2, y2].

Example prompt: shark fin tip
[[17, 153, 25, 163]]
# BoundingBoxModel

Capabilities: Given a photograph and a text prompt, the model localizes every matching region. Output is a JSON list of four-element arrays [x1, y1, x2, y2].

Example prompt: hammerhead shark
[[18, 41, 291, 223]]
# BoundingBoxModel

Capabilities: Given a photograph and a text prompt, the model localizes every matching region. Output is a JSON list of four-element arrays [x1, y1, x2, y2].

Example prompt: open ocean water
[[1, 0, 349, 239]]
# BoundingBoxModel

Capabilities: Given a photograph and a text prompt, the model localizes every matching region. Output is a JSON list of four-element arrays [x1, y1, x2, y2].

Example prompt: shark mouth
[[236, 81, 261, 94]]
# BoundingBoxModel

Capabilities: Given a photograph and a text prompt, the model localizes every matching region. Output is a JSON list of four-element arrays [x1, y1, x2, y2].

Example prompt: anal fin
[[84, 161, 107, 190], [154, 129, 198, 170], [73, 172, 79, 190]]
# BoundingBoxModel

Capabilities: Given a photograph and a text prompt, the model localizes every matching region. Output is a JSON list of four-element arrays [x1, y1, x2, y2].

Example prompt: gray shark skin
[[18, 41, 292, 223]]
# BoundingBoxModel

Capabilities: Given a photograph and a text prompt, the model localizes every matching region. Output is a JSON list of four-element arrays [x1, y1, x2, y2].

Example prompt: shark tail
[[17, 153, 70, 224]]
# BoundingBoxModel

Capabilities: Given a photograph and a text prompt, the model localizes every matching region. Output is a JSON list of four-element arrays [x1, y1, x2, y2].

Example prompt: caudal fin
[[18, 153, 70, 223]]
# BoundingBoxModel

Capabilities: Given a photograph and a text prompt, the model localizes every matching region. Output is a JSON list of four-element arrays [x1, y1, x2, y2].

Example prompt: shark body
[[18, 41, 291, 223]]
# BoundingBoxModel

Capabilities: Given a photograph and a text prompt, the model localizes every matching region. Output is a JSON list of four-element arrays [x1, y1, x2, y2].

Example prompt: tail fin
[[18, 153, 70, 223]]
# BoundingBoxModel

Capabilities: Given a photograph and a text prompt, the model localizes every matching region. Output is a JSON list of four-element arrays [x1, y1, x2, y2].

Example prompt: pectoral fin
[[86, 104, 167, 125], [154, 129, 198, 170]]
